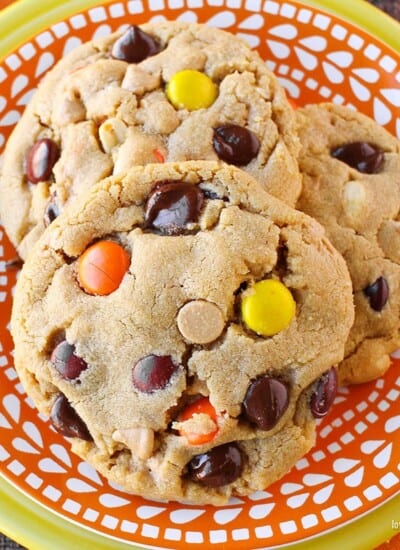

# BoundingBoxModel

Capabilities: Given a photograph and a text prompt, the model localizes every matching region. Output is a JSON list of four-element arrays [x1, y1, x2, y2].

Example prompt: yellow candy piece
[[166, 69, 217, 111], [241, 279, 296, 336]]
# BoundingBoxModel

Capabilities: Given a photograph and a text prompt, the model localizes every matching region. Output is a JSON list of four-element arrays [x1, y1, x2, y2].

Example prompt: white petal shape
[[249, 502, 275, 519], [286, 493, 309, 509], [226, 496, 245, 504], [78, 460, 103, 485], [352, 68, 379, 83], [17, 90, 36, 106], [380, 88, 400, 107], [248, 490, 273, 500], [0, 413, 11, 429], [92, 25, 113, 40], [266, 40, 290, 59], [12, 437, 39, 454], [3, 394, 20, 422], [239, 14, 264, 30], [11, 74, 28, 98], [373, 443, 392, 469], [237, 33, 260, 48], [67, 478, 97, 493], [333, 458, 360, 473], [326, 51, 353, 68], [322, 61, 344, 84], [385, 415, 400, 433], [361, 440, 385, 455], [278, 77, 300, 99], [170, 509, 205, 524], [136, 505, 167, 519], [214, 508, 242, 524], [99, 493, 132, 508], [23, 421, 43, 447], [206, 11, 235, 28], [0, 110, 21, 127], [294, 47, 318, 70], [344, 466, 364, 487], [35, 52, 54, 77], [313, 483, 334, 504], [280, 482, 304, 495], [303, 473, 332, 486], [62, 36, 83, 56], [374, 97, 392, 126], [349, 77, 370, 102], [177, 11, 198, 23], [268, 24, 297, 39], [299, 35, 327, 52], [39, 458, 67, 474], [50, 443, 72, 466], [0, 96, 6, 112]]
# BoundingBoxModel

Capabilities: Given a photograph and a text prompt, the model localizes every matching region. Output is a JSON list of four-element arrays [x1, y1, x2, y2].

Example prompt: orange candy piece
[[77, 240, 130, 296], [178, 396, 219, 445]]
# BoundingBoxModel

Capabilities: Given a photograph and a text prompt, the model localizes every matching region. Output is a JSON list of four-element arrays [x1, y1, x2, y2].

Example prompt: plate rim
[[0, 0, 399, 548]]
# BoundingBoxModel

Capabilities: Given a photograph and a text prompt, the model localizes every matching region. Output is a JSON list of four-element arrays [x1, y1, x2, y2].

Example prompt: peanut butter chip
[[112, 427, 154, 460], [177, 300, 224, 344]]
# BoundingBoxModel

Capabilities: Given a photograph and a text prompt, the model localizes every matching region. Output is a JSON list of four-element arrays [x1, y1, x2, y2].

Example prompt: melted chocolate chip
[[213, 124, 260, 166], [5, 257, 23, 270], [51, 341, 88, 381], [364, 276, 389, 312], [50, 394, 92, 440], [132, 354, 179, 393], [188, 442, 243, 487], [243, 376, 289, 430], [26, 138, 59, 184], [331, 142, 384, 174], [44, 199, 60, 227], [310, 367, 338, 418], [144, 181, 204, 235], [111, 25, 159, 63]]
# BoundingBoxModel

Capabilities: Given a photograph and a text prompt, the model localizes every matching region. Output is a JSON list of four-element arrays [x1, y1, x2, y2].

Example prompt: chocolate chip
[[144, 181, 204, 235], [331, 142, 384, 174], [111, 25, 159, 63], [243, 375, 289, 430], [50, 394, 92, 440], [26, 138, 59, 184], [51, 341, 88, 381], [364, 276, 389, 312], [5, 257, 24, 270], [132, 354, 179, 393], [188, 442, 243, 487], [212, 124, 260, 166], [44, 198, 60, 227], [310, 367, 338, 418]]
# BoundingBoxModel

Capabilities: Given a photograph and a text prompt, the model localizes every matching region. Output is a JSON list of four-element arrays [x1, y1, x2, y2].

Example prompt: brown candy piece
[[132, 354, 179, 393], [364, 276, 389, 312], [111, 25, 159, 63], [310, 367, 338, 418], [50, 394, 92, 440], [51, 341, 88, 381], [26, 138, 59, 183], [188, 442, 243, 487], [212, 124, 260, 166], [144, 181, 204, 235], [243, 375, 289, 430], [331, 141, 384, 174], [43, 198, 60, 227]]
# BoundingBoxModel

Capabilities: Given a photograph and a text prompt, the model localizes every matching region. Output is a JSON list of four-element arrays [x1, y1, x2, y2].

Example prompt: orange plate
[[0, 1, 399, 549]]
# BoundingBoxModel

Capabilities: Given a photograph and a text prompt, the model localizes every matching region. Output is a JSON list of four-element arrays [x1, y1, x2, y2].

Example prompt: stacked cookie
[[0, 21, 397, 504]]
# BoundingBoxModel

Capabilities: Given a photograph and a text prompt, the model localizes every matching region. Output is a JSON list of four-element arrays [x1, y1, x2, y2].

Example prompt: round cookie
[[11, 161, 353, 504], [0, 21, 301, 260], [296, 102, 400, 385]]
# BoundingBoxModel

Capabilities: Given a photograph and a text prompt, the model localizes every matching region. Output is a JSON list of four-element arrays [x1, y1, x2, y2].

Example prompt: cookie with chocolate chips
[[11, 161, 353, 504], [0, 21, 301, 260], [296, 102, 400, 385]]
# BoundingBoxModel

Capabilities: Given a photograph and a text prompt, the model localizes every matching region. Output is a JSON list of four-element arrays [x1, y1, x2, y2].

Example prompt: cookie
[[296, 103, 400, 385], [0, 21, 301, 260], [11, 160, 353, 504]]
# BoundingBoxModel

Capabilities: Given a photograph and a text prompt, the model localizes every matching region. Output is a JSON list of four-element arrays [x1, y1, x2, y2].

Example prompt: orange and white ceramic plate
[[0, 1, 399, 549]]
